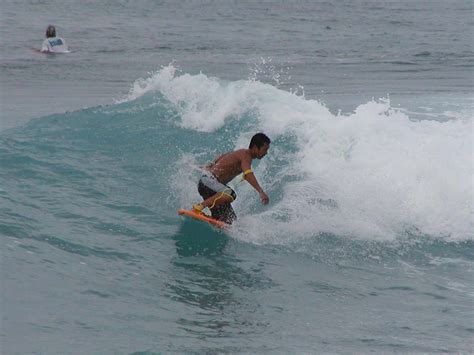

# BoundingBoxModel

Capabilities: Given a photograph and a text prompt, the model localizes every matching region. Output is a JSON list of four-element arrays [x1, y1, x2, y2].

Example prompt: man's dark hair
[[249, 133, 271, 149], [46, 25, 56, 38]]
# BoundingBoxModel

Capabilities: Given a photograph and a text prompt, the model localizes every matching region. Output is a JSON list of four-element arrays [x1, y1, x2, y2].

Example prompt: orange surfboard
[[177, 209, 229, 229]]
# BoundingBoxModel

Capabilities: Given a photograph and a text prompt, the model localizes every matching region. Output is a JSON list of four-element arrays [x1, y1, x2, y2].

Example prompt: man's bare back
[[206, 149, 252, 184], [205, 140, 270, 205]]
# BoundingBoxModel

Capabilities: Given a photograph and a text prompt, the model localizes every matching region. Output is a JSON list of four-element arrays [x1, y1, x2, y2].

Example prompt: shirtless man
[[193, 133, 271, 224]]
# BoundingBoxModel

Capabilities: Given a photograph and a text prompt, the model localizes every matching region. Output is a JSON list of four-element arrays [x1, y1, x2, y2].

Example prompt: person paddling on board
[[41, 25, 69, 53], [192, 133, 271, 224]]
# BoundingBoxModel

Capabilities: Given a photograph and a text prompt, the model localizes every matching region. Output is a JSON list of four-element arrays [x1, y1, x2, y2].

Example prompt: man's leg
[[196, 182, 236, 219], [211, 202, 237, 224], [195, 176, 235, 210], [200, 192, 234, 209]]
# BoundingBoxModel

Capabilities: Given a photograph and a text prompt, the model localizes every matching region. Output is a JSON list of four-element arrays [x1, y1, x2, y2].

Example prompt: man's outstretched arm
[[241, 155, 269, 204], [244, 171, 269, 204]]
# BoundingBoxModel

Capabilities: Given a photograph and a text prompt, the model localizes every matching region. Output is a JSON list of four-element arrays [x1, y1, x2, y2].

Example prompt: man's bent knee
[[223, 188, 237, 201]]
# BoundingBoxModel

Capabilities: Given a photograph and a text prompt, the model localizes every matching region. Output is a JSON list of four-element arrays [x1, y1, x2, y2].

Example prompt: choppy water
[[1, 1, 473, 353]]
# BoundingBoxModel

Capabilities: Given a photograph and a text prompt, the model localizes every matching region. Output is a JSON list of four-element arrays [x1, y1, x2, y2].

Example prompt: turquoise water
[[1, 1, 473, 353]]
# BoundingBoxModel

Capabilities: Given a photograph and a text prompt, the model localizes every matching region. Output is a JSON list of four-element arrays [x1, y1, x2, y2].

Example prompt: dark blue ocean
[[1, 1, 473, 353]]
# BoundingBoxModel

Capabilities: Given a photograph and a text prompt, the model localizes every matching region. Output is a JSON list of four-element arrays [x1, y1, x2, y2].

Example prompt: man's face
[[257, 143, 270, 159]]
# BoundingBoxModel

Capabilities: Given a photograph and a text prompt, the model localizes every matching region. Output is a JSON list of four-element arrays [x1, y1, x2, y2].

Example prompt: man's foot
[[192, 203, 204, 214]]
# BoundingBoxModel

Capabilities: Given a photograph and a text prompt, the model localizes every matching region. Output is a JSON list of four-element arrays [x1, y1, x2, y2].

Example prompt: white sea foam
[[247, 97, 472, 242], [127, 66, 473, 242], [119, 64, 263, 132]]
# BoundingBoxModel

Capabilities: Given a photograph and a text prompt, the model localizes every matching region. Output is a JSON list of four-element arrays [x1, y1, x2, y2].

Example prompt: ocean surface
[[1, 0, 473, 353]]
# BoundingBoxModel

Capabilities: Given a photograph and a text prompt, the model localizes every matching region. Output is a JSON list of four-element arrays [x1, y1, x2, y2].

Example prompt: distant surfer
[[41, 25, 69, 53], [192, 133, 271, 224]]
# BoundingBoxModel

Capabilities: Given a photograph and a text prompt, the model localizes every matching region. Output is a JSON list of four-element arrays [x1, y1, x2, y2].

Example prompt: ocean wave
[[1, 66, 472, 249]]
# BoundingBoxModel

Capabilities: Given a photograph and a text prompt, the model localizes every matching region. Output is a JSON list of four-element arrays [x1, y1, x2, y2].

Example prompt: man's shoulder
[[232, 149, 250, 158], [234, 149, 252, 163]]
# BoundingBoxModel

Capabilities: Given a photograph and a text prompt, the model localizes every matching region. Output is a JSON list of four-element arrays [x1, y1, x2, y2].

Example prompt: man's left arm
[[241, 157, 269, 205]]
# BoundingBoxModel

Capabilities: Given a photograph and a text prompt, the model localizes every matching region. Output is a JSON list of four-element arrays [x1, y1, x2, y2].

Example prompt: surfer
[[192, 133, 271, 224], [41, 25, 69, 53]]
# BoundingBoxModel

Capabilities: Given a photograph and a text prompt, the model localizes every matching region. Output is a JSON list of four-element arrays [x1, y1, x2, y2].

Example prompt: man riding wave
[[193, 133, 271, 224]]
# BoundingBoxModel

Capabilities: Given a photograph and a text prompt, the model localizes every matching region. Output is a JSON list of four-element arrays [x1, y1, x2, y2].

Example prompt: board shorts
[[198, 172, 237, 224]]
